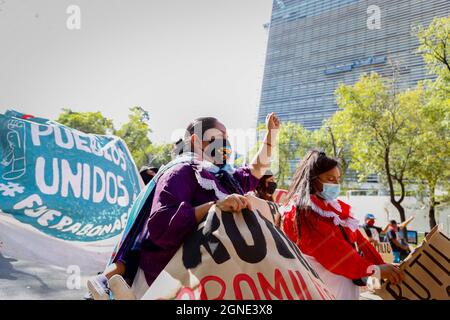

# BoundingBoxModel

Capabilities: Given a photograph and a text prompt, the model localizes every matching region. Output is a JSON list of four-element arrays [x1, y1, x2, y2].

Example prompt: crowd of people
[[87, 112, 410, 300]]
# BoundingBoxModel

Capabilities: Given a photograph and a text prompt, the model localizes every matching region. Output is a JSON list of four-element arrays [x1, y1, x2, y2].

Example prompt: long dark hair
[[284, 150, 340, 209]]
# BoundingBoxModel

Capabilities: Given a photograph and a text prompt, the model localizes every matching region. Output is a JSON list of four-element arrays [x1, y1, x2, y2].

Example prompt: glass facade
[[258, 0, 450, 130]]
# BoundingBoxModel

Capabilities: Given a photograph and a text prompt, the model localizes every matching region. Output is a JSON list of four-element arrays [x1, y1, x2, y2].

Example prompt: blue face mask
[[318, 182, 341, 200]]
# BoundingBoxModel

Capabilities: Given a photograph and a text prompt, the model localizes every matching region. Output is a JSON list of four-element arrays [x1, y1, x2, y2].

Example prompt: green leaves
[[332, 69, 422, 222], [56, 106, 173, 170], [56, 108, 114, 135], [334, 72, 420, 179], [115, 107, 154, 168], [252, 120, 352, 189], [415, 16, 450, 84], [276, 122, 313, 187], [413, 16, 450, 227], [332, 59, 449, 226], [251, 122, 312, 188]]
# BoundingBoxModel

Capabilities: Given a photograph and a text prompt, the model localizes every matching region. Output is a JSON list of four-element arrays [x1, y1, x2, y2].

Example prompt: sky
[[0, 0, 273, 150]]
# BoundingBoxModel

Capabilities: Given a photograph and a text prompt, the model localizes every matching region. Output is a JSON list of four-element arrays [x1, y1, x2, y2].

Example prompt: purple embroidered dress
[[138, 161, 259, 286]]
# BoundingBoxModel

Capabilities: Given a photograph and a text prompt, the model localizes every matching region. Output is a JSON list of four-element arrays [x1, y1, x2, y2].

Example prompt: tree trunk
[[391, 200, 406, 224], [429, 183, 437, 230], [328, 127, 337, 158], [384, 148, 406, 222]]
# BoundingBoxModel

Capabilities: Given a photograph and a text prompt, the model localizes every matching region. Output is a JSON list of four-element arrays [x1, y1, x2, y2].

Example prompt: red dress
[[282, 195, 384, 281]]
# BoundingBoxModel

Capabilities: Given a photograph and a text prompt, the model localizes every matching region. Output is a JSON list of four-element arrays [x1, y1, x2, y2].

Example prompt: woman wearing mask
[[281, 150, 403, 300], [255, 170, 278, 202], [87, 113, 280, 299]]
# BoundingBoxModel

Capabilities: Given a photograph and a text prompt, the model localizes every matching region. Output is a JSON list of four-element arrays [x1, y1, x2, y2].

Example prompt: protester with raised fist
[[87, 113, 281, 299]]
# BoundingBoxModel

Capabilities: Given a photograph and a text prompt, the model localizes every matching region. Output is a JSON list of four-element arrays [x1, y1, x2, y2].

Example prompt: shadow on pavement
[[0, 252, 18, 280], [0, 251, 49, 290]]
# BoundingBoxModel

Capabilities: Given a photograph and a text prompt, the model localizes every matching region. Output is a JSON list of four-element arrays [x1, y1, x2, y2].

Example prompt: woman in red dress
[[281, 150, 403, 299]]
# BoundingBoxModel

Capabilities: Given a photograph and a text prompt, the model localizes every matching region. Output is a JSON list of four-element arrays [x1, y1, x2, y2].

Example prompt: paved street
[[0, 213, 114, 300], [0, 251, 385, 300], [0, 252, 88, 300]]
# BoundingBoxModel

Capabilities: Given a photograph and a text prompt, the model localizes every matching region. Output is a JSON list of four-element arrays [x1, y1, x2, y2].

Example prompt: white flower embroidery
[[0, 182, 25, 197]]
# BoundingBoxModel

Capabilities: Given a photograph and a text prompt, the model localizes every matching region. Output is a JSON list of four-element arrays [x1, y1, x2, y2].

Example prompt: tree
[[56, 107, 173, 170], [410, 85, 450, 229], [145, 143, 174, 169], [415, 16, 450, 87], [115, 107, 153, 169], [412, 16, 450, 228], [56, 108, 114, 135], [334, 70, 420, 223], [254, 122, 312, 188], [312, 120, 351, 177]]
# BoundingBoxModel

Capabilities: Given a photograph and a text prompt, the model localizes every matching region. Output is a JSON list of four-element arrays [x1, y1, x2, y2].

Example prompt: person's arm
[[147, 165, 198, 250], [249, 113, 280, 179], [232, 167, 260, 194], [194, 201, 216, 223], [388, 231, 409, 251], [148, 165, 254, 250], [369, 227, 383, 244], [195, 195, 253, 222], [356, 230, 384, 265], [300, 219, 378, 280], [399, 215, 415, 229], [362, 226, 373, 242], [366, 233, 377, 244]]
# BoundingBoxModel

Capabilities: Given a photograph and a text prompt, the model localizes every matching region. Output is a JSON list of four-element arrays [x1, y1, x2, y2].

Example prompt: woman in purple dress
[[88, 113, 280, 299]]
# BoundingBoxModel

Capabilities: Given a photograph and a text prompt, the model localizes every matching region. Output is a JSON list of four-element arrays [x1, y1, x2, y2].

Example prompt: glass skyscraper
[[258, 0, 450, 130]]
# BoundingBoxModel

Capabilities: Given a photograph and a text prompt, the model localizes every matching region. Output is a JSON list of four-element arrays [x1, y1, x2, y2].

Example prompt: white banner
[[139, 196, 334, 300]]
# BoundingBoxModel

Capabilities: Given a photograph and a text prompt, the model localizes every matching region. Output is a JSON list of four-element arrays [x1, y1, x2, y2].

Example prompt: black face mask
[[265, 181, 277, 195], [203, 138, 232, 168]]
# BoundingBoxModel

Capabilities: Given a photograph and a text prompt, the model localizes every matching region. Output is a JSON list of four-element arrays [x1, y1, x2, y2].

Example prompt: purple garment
[[139, 163, 259, 286]]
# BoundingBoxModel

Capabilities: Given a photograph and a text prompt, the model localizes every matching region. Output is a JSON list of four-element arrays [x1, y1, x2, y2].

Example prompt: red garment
[[274, 189, 288, 204], [282, 196, 384, 280]]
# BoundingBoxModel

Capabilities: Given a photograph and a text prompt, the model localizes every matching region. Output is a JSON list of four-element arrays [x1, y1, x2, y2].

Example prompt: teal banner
[[0, 110, 142, 242]]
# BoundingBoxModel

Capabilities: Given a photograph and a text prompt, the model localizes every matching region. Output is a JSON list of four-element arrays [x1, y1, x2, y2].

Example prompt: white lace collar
[[173, 153, 235, 200], [309, 199, 360, 232]]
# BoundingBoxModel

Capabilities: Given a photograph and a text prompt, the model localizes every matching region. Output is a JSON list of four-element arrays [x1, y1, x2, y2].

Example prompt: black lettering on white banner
[[222, 209, 267, 264], [182, 211, 230, 269]]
